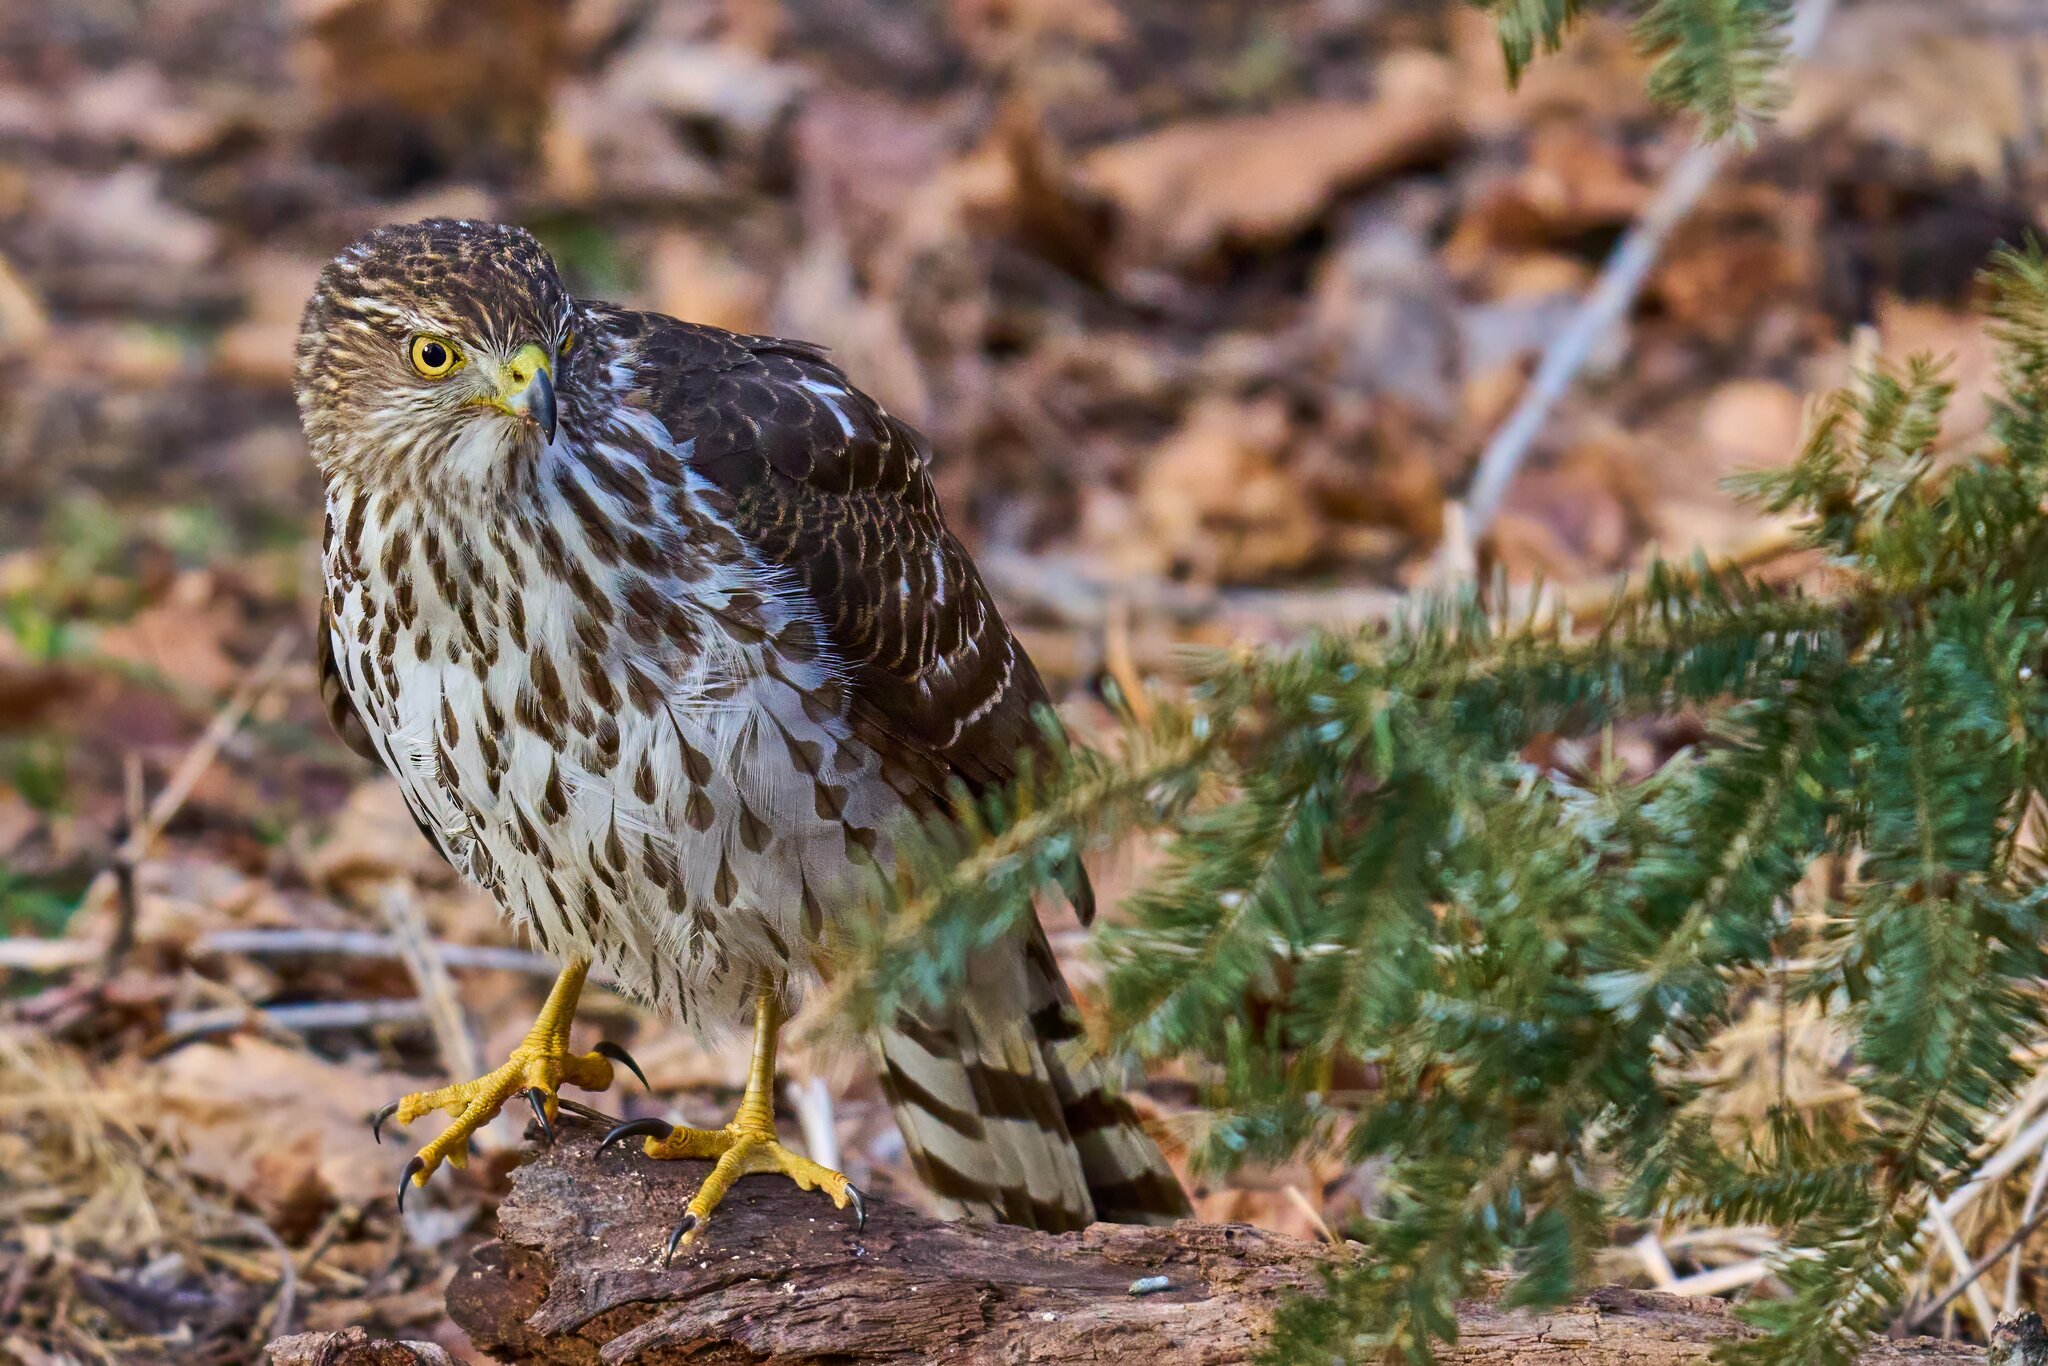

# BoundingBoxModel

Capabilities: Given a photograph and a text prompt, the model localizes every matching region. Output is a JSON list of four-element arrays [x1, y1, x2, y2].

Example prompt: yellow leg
[[598, 980, 861, 1258], [378, 959, 641, 1205]]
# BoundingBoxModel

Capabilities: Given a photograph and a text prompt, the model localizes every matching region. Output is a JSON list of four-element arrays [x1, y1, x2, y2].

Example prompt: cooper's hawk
[[295, 219, 1188, 1254]]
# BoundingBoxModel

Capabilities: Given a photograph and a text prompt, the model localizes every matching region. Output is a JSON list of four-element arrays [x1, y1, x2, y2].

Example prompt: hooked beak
[[495, 342, 557, 444]]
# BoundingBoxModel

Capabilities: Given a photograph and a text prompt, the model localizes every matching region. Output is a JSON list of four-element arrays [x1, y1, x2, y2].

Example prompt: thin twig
[[380, 881, 480, 1087], [87, 628, 298, 974], [786, 1076, 841, 1174], [103, 754, 147, 978], [1927, 1198, 2000, 1340], [1461, 0, 1839, 541], [1633, 1232, 1679, 1290], [160, 999, 430, 1042], [1914, 1199, 2048, 1333], [238, 1212, 296, 1344], [1282, 1184, 1340, 1247], [194, 927, 558, 973], [0, 246, 48, 346], [2004, 1150, 2048, 1309], [1103, 593, 1153, 727], [5, 930, 586, 977], [1667, 1256, 1775, 1297]]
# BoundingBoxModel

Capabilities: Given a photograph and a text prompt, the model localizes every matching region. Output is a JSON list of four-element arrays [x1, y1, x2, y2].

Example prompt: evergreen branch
[[842, 246, 2048, 1362]]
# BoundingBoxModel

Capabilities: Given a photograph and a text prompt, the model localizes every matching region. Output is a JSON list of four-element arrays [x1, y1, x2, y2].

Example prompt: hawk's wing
[[317, 597, 384, 767], [614, 318, 1194, 1232], [615, 315, 1090, 916]]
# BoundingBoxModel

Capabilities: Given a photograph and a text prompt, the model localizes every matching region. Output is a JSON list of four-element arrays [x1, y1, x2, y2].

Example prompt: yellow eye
[[558, 331, 574, 357], [408, 335, 461, 378]]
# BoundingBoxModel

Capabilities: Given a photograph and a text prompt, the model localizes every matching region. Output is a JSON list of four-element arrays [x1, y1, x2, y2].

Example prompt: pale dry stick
[[1667, 1256, 1775, 1297], [1901, 1104, 2048, 1325], [161, 999, 431, 1040], [1460, 0, 1839, 543], [1936, 1109, 2048, 1232], [1632, 1231, 1679, 1290], [0, 247, 48, 346], [0, 927, 632, 984], [238, 1211, 297, 1343], [87, 628, 298, 970], [380, 881, 482, 1091], [1282, 1183, 1340, 1247], [1548, 521, 1810, 625], [1102, 593, 1153, 727], [1662, 1226, 1780, 1256], [292, 1203, 368, 1294], [195, 928, 558, 974], [105, 754, 146, 973], [1928, 1197, 2001, 1340], [1916, 1201, 2048, 1334], [0, 938, 100, 972], [2003, 1150, 2048, 1309], [786, 1076, 841, 1175], [192, 928, 635, 997]]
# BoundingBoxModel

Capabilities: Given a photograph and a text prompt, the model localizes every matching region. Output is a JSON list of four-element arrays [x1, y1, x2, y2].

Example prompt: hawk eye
[[408, 335, 460, 378], [558, 331, 573, 357]]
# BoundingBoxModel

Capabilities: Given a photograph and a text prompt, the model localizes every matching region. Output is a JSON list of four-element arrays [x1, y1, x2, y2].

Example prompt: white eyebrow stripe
[[797, 377, 857, 439]]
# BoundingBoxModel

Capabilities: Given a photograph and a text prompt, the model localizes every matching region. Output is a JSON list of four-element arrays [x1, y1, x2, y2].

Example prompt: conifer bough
[[846, 246, 2048, 1364]]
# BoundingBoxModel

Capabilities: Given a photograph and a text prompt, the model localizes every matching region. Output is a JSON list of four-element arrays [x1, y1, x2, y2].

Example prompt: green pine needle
[[849, 246, 2048, 1363]]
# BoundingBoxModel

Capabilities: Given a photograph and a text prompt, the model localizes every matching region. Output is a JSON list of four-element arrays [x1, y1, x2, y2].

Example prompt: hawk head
[[295, 219, 581, 495]]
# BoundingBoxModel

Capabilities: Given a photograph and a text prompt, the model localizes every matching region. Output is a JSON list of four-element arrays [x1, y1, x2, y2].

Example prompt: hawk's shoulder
[[602, 309, 1087, 910]]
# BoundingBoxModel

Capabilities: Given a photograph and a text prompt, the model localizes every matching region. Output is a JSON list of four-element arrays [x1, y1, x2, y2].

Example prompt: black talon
[[527, 1088, 554, 1141], [592, 1040, 650, 1092], [371, 1100, 400, 1144], [660, 1213, 697, 1266], [397, 1155, 425, 1212], [597, 1116, 672, 1157], [848, 1184, 866, 1232]]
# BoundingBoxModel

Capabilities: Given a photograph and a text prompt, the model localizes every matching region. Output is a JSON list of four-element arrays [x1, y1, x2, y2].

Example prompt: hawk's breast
[[321, 406, 903, 1031]]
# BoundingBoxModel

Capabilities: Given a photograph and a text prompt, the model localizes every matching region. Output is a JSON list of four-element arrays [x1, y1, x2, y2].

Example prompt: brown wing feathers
[[630, 316, 1183, 1228]]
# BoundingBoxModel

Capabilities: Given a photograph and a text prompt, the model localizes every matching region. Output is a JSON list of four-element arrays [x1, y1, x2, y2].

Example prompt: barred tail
[[873, 925, 1190, 1231]]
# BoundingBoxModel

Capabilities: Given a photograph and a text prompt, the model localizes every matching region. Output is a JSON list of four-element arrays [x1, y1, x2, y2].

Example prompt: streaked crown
[[295, 219, 584, 498]]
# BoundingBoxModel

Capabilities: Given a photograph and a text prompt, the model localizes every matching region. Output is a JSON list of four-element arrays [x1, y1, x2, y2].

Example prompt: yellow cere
[[409, 334, 461, 378]]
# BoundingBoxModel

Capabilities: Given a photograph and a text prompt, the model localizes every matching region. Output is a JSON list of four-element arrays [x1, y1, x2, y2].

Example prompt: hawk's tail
[[872, 925, 1190, 1230]]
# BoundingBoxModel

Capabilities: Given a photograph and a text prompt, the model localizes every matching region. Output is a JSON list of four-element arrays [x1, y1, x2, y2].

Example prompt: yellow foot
[[376, 1038, 645, 1209], [597, 1117, 864, 1260]]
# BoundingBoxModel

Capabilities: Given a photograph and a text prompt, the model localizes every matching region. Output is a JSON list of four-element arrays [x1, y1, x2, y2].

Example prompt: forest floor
[[3, 0, 2047, 1360]]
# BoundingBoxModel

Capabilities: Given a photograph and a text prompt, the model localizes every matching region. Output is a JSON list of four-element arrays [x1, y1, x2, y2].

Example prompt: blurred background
[[1, 0, 2045, 1359]]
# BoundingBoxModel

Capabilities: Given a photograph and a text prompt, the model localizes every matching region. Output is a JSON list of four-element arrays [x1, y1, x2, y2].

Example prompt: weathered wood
[[380, 1124, 1989, 1365]]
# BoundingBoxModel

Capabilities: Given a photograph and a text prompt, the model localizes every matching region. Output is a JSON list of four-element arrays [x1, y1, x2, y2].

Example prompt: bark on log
[[380, 1126, 1981, 1364]]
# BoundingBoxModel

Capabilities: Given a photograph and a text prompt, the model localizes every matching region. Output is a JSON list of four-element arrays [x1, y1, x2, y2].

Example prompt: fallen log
[[296, 1124, 1989, 1364]]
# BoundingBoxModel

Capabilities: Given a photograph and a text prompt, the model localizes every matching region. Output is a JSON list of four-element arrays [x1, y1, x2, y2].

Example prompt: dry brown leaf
[[1697, 379, 1807, 485], [215, 255, 328, 388], [1129, 397, 1324, 584], [1875, 296, 1997, 453], [92, 582, 244, 696], [1786, 9, 2048, 183], [646, 233, 769, 335], [540, 82, 720, 206], [148, 1036, 413, 1234], [1078, 83, 1460, 265], [306, 780, 455, 891]]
